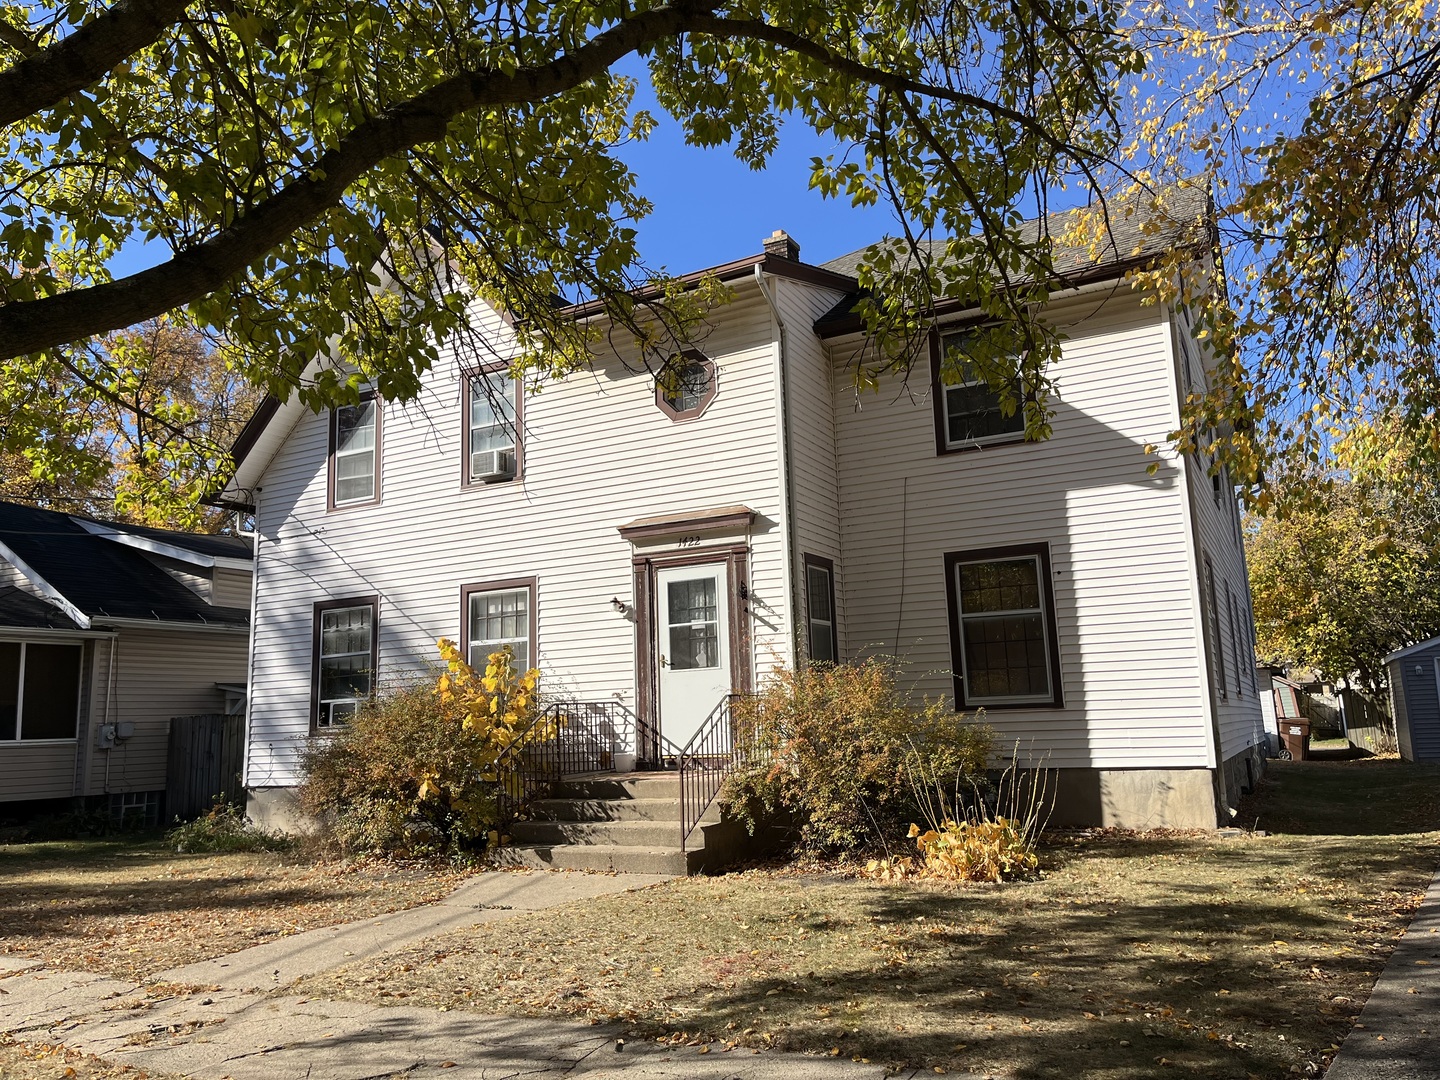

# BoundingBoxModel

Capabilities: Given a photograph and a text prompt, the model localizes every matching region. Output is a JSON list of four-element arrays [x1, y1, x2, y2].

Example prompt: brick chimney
[[762, 229, 801, 262]]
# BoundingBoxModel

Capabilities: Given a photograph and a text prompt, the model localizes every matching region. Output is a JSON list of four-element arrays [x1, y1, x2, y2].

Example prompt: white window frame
[[464, 581, 534, 671], [803, 555, 838, 664], [1205, 555, 1228, 701], [947, 547, 1060, 708], [466, 369, 519, 484], [938, 329, 1026, 450], [314, 599, 376, 730], [0, 639, 84, 742], [331, 397, 379, 507]]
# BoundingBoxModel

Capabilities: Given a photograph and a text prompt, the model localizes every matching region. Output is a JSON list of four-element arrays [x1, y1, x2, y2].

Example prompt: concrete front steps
[[495, 772, 743, 876]]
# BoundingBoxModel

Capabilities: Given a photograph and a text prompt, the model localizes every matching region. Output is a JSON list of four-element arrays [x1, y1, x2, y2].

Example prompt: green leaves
[[1246, 424, 1440, 694], [1, 0, 1137, 507]]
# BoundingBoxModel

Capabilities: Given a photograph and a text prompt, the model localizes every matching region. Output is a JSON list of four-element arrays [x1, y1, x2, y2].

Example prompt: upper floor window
[[656, 350, 717, 421], [934, 329, 1026, 452], [1205, 555, 1228, 700], [803, 554, 838, 664], [944, 544, 1063, 708], [0, 641, 82, 740], [312, 597, 377, 730], [462, 579, 535, 671], [465, 369, 520, 484], [330, 395, 379, 508]]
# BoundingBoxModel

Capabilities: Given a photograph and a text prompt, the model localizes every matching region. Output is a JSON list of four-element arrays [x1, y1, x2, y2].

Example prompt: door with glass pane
[[655, 563, 730, 749]]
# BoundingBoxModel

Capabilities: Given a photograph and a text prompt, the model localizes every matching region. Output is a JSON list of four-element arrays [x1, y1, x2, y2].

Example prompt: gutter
[[93, 617, 250, 634], [813, 255, 1200, 340], [0, 627, 117, 640], [753, 265, 800, 667]]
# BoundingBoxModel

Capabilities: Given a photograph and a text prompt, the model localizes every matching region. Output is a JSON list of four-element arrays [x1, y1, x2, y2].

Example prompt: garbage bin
[[1278, 718, 1311, 760]]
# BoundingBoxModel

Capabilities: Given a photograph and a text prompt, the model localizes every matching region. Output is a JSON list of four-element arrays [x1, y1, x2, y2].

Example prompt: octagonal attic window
[[656, 351, 717, 421]]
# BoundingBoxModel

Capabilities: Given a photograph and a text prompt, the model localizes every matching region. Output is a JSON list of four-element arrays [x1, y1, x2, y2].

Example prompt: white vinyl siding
[[245, 289, 789, 788], [772, 278, 849, 663], [213, 566, 253, 608], [1171, 304, 1266, 764], [830, 289, 1213, 769], [84, 629, 248, 796]]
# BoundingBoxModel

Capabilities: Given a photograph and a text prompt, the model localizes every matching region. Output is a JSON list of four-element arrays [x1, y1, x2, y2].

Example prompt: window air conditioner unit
[[471, 449, 515, 481]]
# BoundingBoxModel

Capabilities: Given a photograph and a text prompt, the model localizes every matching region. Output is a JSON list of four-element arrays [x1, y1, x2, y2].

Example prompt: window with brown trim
[[944, 543, 1063, 708], [1205, 555, 1228, 700], [311, 596, 378, 731], [656, 350, 717, 421], [1227, 587, 1243, 697], [802, 554, 838, 664], [464, 369, 520, 484], [932, 329, 1026, 454], [461, 578, 536, 671], [329, 393, 380, 509]]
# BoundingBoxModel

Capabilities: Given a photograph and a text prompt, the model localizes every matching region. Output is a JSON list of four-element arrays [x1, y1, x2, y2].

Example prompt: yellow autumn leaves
[[414, 640, 544, 832]]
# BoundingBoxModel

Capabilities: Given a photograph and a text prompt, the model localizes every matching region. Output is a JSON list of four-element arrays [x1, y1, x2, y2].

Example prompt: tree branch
[[0, 0, 725, 359], [0, 0, 192, 128]]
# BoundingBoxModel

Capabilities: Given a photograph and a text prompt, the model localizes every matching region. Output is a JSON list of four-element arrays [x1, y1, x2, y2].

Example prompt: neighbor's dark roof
[[83, 516, 253, 560], [0, 585, 84, 630], [0, 501, 249, 629], [815, 184, 1214, 332]]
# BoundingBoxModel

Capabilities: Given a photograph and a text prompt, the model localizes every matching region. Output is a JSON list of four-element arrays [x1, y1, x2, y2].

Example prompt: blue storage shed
[[1385, 636, 1440, 762]]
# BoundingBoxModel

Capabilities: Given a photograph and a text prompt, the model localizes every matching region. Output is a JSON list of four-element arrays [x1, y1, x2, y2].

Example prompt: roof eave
[[813, 247, 1205, 340]]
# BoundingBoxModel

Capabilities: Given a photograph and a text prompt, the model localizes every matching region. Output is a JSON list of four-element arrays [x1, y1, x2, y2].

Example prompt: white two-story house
[[221, 187, 1265, 833]]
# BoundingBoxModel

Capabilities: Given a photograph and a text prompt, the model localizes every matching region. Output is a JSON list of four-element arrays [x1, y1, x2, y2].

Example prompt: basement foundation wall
[[1046, 767, 1221, 830], [245, 786, 312, 834]]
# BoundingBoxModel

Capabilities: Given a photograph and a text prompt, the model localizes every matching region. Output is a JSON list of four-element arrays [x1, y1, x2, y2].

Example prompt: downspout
[[753, 264, 799, 668], [241, 488, 260, 795]]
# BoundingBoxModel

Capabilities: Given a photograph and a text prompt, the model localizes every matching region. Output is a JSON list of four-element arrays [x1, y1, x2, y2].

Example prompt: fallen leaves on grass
[[0, 841, 476, 981], [293, 784, 1437, 1080], [0, 1032, 185, 1080]]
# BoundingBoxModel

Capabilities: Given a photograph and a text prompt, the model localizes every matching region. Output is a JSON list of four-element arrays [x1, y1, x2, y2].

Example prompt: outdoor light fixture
[[610, 597, 631, 616]]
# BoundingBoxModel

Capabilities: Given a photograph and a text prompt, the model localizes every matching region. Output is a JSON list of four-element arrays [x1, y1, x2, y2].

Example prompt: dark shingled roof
[[815, 184, 1213, 330], [82, 517, 253, 560], [0, 585, 84, 630], [0, 501, 249, 630]]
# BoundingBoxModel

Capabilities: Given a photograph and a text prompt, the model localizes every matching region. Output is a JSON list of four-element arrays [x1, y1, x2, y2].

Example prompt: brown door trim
[[634, 544, 752, 741]]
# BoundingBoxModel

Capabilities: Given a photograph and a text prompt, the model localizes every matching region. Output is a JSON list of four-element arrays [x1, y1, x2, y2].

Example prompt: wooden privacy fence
[[166, 713, 245, 822], [1341, 689, 1397, 755]]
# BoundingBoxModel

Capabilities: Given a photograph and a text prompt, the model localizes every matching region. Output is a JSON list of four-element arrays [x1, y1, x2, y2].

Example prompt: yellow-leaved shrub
[[299, 640, 542, 856]]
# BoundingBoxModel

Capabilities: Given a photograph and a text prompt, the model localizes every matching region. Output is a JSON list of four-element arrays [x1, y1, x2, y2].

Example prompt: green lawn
[[294, 758, 1440, 1080]]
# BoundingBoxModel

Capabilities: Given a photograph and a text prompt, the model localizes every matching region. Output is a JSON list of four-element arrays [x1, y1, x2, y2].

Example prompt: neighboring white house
[[0, 501, 252, 819], [221, 187, 1266, 831]]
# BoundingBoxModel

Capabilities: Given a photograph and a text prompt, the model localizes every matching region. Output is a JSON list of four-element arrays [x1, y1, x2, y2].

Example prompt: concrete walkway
[[0, 869, 945, 1079], [1324, 865, 1440, 1080]]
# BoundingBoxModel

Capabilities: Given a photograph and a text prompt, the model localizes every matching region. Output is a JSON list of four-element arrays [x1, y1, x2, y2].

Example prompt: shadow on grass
[[1, 875, 362, 938], [646, 880, 1383, 1079], [1237, 759, 1440, 837]]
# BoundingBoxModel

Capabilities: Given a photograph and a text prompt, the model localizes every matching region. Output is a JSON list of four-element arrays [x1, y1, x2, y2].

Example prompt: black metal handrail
[[677, 692, 762, 851], [493, 699, 641, 827], [635, 707, 685, 769]]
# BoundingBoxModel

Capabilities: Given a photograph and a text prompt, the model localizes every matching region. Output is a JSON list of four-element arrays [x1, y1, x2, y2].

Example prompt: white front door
[[656, 563, 730, 749]]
